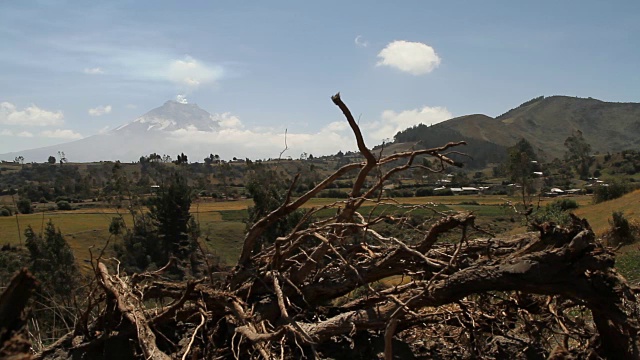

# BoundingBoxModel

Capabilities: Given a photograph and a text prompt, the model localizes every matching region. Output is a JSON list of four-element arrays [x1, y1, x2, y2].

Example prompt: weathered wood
[[29, 94, 640, 359], [0, 269, 38, 360], [97, 262, 170, 360]]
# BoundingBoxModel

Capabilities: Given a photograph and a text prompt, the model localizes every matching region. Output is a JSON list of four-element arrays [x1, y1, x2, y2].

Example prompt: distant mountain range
[[392, 96, 640, 167], [2, 95, 639, 165]]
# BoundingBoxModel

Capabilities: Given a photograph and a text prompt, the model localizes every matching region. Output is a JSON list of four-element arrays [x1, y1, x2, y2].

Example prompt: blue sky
[[1, 0, 639, 158]]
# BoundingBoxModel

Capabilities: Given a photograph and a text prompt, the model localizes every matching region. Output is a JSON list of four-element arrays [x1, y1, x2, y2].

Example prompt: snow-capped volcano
[[114, 100, 221, 133], [0, 100, 226, 163]]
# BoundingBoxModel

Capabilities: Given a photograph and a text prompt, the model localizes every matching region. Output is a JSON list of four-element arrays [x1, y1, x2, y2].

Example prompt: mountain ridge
[[2, 95, 639, 164], [115, 100, 221, 134], [397, 95, 640, 165]]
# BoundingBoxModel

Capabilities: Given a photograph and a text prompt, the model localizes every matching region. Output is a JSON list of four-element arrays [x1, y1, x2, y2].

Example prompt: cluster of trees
[[174, 152, 188, 164], [0, 220, 81, 341], [505, 129, 595, 197], [113, 171, 200, 277]]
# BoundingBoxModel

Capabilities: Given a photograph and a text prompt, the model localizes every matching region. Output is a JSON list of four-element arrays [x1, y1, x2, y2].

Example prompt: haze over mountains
[[2, 95, 639, 164]]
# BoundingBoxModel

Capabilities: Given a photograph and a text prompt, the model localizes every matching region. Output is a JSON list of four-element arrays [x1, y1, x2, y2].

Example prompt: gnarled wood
[[32, 94, 640, 360]]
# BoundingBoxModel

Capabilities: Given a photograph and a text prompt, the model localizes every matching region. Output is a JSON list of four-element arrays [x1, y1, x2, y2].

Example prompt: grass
[[3, 193, 632, 276], [0, 195, 592, 248], [448, 204, 510, 217], [200, 221, 246, 265], [573, 190, 640, 235], [219, 209, 249, 222], [0, 211, 133, 246], [615, 250, 640, 285]]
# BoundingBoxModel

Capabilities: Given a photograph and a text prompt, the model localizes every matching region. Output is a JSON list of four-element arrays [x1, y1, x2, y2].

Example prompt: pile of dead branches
[[10, 94, 640, 359]]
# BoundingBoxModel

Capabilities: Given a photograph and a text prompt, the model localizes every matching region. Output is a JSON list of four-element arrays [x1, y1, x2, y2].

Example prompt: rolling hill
[[392, 96, 640, 167]]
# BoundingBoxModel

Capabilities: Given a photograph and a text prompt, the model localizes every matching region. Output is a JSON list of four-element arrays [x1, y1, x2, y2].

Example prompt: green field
[[2, 193, 635, 275], [0, 194, 594, 248]]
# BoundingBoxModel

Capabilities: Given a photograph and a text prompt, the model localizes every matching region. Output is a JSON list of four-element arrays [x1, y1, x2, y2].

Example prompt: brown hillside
[[574, 189, 640, 235], [435, 96, 640, 159]]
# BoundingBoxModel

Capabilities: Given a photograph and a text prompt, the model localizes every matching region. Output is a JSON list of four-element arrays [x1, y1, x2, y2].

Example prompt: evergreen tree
[[25, 221, 79, 298], [245, 169, 306, 249], [115, 171, 197, 277], [24, 220, 81, 339]]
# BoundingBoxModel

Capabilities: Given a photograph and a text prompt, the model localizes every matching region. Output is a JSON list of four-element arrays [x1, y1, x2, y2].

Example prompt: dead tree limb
[[31, 94, 640, 360], [97, 262, 170, 360], [0, 269, 38, 360]]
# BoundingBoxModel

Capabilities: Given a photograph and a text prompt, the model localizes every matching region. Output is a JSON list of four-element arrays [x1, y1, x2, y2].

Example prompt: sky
[[1, 0, 639, 159]]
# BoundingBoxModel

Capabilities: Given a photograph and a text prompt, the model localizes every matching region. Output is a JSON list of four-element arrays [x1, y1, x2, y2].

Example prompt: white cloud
[[0, 102, 64, 127], [365, 106, 452, 141], [40, 129, 83, 139], [167, 55, 223, 88], [0, 129, 31, 137], [164, 104, 452, 159], [176, 95, 188, 104], [376, 40, 441, 75], [325, 121, 349, 132], [88, 105, 112, 116], [44, 41, 225, 90], [213, 112, 243, 129], [354, 35, 368, 48], [165, 112, 357, 159], [83, 67, 104, 74]]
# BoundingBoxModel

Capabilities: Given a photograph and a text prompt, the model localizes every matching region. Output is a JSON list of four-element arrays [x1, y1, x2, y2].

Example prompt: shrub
[[388, 189, 414, 198], [593, 182, 631, 203], [531, 202, 572, 227], [415, 187, 434, 197], [56, 200, 72, 210], [16, 198, 32, 214], [604, 211, 639, 246], [553, 198, 579, 211], [0, 208, 11, 217]]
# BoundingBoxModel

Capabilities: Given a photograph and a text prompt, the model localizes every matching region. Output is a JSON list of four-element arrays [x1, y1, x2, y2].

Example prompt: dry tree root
[[0, 268, 38, 360], [32, 94, 640, 359]]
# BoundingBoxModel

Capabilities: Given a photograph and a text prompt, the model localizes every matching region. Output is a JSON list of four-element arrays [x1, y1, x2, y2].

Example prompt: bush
[[531, 202, 571, 227], [604, 211, 639, 246], [388, 189, 414, 198], [56, 200, 72, 210], [0, 208, 11, 217], [16, 198, 32, 214], [553, 198, 579, 211], [415, 187, 434, 197], [593, 182, 631, 203]]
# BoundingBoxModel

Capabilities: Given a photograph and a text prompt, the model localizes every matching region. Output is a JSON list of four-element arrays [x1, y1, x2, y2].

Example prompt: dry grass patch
[[574, 190, 640, 235]]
